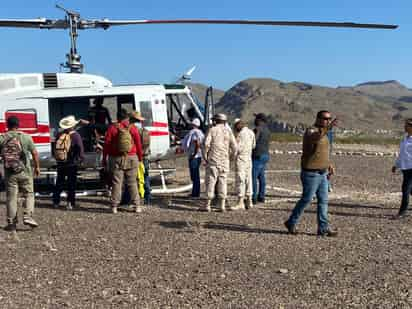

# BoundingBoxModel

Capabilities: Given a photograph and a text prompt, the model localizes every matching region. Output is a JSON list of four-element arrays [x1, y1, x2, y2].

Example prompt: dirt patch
[[0, 144, 410, 308]]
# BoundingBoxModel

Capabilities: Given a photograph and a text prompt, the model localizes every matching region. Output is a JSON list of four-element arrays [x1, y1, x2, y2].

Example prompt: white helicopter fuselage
[[0, 72, 201, 166]]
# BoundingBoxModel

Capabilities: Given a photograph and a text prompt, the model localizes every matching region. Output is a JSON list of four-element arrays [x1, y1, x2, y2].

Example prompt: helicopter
[[0, 5, 398, 194]]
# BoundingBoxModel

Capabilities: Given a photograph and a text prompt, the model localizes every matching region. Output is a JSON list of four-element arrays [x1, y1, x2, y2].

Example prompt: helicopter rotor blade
[[91, 19, 398, 30], [0, 18, 398, 30], [0, 18, 68, 29]]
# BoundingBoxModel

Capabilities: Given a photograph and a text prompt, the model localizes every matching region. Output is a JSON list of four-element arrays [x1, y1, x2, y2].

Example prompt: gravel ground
[[0, 143, 411, 308]]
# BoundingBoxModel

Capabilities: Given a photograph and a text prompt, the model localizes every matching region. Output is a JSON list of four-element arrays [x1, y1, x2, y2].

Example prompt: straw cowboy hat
[[129, 111, 146, 122], [59, 115, 80, 129]]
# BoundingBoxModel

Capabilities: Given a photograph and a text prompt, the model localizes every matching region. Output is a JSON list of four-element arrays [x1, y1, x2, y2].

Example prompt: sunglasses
[[320, 117, 332, 120]]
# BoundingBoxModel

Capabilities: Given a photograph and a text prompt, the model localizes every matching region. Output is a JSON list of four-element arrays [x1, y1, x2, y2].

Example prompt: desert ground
[[0, 142, 411, 308]]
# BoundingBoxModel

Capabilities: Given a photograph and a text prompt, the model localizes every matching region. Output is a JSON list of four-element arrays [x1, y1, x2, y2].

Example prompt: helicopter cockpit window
[[139, 101, 153, 127], [166, 93, 198, 145]]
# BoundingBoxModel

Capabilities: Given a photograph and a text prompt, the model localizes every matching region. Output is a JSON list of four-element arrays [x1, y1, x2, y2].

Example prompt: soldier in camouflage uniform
[[230, 118, 256, 210], [203, 113, 237, 212]]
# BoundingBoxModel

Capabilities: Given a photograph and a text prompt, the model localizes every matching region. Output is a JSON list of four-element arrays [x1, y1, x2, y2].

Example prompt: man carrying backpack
[[103, 109, 143, 214], [52, 116, 85, 210], [0, 116, 40, 231]]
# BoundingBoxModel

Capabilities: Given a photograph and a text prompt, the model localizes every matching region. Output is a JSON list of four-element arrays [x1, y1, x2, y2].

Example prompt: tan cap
[[129, 111, 145, 122]]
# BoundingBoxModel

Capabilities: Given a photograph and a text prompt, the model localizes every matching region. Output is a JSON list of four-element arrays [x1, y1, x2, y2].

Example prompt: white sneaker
[[135, 206, 143, 213], [66, 203, 73, 211], [23, 217, 39, 228], [111, 207, 118, 214]]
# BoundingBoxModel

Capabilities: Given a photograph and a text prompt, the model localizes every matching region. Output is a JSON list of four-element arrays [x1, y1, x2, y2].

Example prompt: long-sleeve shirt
[[103, 120, 143, 162], [235, 126, 256, 166], [395, 135, 412, 170], [203, 124, 237, 170]]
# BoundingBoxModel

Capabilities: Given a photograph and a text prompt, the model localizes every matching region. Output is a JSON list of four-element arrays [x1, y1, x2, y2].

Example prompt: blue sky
[[0, 1, 409, 90]]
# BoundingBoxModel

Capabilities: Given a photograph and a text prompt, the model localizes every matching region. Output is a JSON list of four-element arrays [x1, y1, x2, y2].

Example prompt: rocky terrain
[[0, 143, 411, 308], [215, 78, 412, 133]]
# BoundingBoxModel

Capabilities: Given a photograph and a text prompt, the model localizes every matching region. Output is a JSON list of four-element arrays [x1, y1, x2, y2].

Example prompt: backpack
[[116, 123, 133, 155], [1, 133, 26, 174], [54, 132, 72, 162]]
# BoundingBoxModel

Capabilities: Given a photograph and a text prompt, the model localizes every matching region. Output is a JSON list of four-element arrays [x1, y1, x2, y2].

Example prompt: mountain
[[341, 80, 412, 102], [216, 78, 412, 133]]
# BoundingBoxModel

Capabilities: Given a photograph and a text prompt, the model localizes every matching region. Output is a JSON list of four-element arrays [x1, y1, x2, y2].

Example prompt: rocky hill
[[215, 78, 412, 134]]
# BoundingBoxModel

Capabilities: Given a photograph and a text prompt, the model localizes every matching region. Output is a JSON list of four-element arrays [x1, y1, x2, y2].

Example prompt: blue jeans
[[252, 153, 269, 200], [143, 159, 151, 204], [287, 170, 329, 233], [189, 157, 201, 197]]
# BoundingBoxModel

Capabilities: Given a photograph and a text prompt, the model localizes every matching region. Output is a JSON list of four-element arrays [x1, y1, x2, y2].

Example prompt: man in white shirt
[[182, 118, 205, 198], [392, 118, 412, 217]]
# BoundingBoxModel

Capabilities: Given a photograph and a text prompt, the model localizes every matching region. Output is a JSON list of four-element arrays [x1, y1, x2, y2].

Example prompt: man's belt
[[302, 168, 328, 174]]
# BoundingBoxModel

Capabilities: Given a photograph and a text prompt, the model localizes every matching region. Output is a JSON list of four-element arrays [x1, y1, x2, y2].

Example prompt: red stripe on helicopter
[[152, 121, 168, 128], [32, 136, 51, 144], [150, 131, 169, 136]]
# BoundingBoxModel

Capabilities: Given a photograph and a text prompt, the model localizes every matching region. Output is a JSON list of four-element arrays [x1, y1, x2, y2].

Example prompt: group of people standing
[[183, 112, 271, 212], [2, 106, 412, 237]]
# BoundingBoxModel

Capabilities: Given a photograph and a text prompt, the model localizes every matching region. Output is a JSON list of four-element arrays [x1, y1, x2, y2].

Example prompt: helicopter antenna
[[56, 4, 83, 73]]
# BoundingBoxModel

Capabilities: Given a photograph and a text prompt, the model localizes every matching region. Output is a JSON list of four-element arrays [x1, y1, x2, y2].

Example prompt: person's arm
[[74, 132, 85, 162], [229, 131, 238, 156], [203, 131, 211, 163], [133, 127, 143, 161], [26, 136, 40, 176], [102, 126, 114, 165], [191, 139, 200, 160], [31, 148, 40, 177]]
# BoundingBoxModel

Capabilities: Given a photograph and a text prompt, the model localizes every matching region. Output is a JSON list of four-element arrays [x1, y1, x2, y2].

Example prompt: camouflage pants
[[5, 171, 34, 224], [109, 156, 140, 208], [235, 161, 252, 198], [205, 165, 228, 200]]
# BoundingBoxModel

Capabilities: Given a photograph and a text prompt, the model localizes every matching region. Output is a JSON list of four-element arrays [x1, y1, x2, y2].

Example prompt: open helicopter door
[[204, 86, 215, 130]]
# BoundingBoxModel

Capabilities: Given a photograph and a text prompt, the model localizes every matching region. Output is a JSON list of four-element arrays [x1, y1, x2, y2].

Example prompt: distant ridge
[[214, 78, 412, 133]]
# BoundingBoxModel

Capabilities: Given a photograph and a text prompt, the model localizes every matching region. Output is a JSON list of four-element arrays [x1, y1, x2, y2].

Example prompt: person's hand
[[392, 166, 397, 173], [34, 167, 40, 177]]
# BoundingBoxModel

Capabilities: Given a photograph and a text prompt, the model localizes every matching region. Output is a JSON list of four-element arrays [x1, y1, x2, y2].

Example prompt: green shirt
[[0, 131, 36, 175]]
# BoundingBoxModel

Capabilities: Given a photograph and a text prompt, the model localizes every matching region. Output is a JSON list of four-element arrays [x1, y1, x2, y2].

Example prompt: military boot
[[217, 199, 226, 212], [229, 197, 245, 211], [201, 200, 212, 212], [245, 197, 253, 210]]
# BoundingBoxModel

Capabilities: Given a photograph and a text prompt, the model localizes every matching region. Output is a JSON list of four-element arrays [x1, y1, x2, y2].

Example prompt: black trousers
[[400, 169, 412, 214], [53, 163, 78, 206]]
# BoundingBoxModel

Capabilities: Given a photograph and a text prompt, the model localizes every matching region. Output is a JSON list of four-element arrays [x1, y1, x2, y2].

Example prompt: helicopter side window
[[139, 101, 153, 127], [5, 109, 38, 133]]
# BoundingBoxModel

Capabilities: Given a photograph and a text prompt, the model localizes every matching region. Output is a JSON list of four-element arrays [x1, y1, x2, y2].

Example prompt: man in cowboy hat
[[203, 113, 237, 212], [230, 118, 256, 210], [0, 116, 40, 231], [121, 111, 152, 206], [182, 118, 205, 198], [53, 115, 85, 210]]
